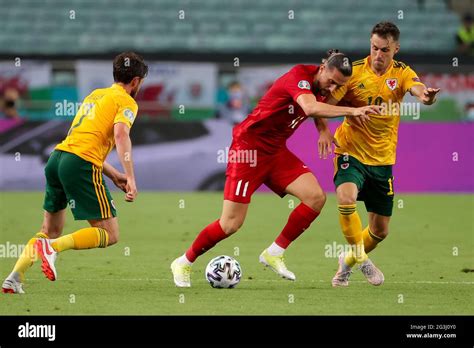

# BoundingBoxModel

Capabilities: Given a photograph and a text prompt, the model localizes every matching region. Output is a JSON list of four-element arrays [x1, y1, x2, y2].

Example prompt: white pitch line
[[27, 278, 474, 285]]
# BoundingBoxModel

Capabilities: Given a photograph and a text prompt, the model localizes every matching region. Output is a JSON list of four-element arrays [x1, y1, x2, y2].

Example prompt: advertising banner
[[76, 61, 217, 119], [0, 60, 52, 94]]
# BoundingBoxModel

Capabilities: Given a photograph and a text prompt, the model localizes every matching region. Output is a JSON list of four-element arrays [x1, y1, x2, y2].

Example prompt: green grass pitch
[[0, 192, 472, 315]]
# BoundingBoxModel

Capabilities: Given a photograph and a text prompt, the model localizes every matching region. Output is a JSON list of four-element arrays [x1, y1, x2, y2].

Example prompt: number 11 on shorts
[[235, 180, 249, 197]]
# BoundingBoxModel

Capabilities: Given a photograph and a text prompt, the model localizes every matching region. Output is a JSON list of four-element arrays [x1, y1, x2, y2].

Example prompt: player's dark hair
[[371, 21, 400, 42], [323, 49, 352, 77], [113, 51, 148, 84]]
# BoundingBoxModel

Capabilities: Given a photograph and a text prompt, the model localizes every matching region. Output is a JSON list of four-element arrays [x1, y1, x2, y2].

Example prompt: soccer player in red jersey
[[171, 50, 382, 287]]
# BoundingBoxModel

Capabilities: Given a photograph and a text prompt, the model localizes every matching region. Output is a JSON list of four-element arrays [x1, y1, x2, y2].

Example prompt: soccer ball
[[205, 255, 242, 288]]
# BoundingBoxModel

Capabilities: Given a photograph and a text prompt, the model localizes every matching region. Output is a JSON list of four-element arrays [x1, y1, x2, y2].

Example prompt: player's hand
[[318, 130, 339, 159], [351, 105, 382, 122], [421, 87, 440, 105], [112, 172, 128, 193], [125, 177, 137, 202]]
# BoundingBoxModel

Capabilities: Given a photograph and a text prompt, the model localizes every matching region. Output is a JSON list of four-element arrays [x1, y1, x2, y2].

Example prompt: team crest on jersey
[[386, 78, 398, 91], [341, 163, 349, 170], [298, 80, 311, 90], [123, 108, 135, 122]]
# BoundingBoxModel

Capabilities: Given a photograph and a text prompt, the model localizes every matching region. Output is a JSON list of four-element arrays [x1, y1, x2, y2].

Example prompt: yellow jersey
[[56, 84, 138, 167], [331, 56, 424, 165]]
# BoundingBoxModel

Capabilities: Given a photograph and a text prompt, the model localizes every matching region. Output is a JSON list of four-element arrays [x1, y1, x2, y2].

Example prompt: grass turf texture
[[0, 192, 472, 315]]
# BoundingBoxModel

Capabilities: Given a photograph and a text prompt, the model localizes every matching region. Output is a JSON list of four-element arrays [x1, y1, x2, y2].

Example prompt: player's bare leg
[[367, 212, 390, 248], [171, 200, 248, 287], [2, 209, 66, 294], [88, 217, 120, 245], [285, 173, 327, 212], [260, 173, 325, 281]]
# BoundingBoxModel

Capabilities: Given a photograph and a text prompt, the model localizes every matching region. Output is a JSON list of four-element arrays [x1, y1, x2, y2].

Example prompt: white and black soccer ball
[[205, 255, 242, 288]]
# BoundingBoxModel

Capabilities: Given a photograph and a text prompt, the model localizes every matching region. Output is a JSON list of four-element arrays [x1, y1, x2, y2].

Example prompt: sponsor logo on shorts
[[298, 80, 311, 90], [341, 163, 349, 170]]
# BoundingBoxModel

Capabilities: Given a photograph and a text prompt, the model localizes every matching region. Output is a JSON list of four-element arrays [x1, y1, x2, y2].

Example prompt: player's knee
[[337, 191, 356, 205], [304, 189, 326, 211], [220, 217, 244, 235]]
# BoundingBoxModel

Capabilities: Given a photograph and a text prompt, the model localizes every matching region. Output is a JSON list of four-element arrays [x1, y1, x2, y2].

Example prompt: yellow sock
[[344, 226, 385, 266], [338, 204, 367, 264], [52, 227, 109, 252], [12, 232, 49, 278], [363, 226, 384, 253]]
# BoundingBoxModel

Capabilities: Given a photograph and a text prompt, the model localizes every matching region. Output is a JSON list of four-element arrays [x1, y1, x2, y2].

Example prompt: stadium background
[[0, 0, 473, 316], [1, 0, 473, 192]]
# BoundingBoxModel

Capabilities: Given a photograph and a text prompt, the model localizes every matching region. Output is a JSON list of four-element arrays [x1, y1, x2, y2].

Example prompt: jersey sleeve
[[284, 68, 314, 103], [114, 97, 138, 128], [401, 66, 425, 93]]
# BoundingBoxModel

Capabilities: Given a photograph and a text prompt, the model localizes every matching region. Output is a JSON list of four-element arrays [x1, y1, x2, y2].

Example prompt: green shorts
[[43, 150, 117, 220], [334, 154, 394, 216]]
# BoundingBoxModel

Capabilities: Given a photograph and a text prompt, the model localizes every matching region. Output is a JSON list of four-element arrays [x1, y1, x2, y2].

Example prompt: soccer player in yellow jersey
[[2, 52, 148, 293], [316, 22, 440, 287]]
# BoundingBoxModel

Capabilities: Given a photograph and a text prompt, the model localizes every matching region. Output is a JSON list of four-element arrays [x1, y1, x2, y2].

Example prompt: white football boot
[[359, 258, 384, 286], [259, 249, 296, 281], [35, 238, 58, 281], [2, 272, 25, 294], [170, 258, 192, 287]]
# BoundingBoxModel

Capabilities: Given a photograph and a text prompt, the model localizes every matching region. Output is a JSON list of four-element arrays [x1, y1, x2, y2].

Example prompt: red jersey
[[233, 64, 326, 154]]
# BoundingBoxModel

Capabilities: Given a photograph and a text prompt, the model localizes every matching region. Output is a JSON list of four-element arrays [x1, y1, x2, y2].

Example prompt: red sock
[[185, 220, 228, 262], [275, 203, 320, 249]]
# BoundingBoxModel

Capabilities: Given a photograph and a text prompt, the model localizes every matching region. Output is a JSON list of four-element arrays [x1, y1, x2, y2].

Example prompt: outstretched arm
[[297, 94, 382, 121], [410, 85, 441, 105]]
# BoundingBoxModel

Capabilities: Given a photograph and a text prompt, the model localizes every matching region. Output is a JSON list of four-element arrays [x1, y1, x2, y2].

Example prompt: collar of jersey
[[366, 56, 394, 78], [111, 83, 127, 93]]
